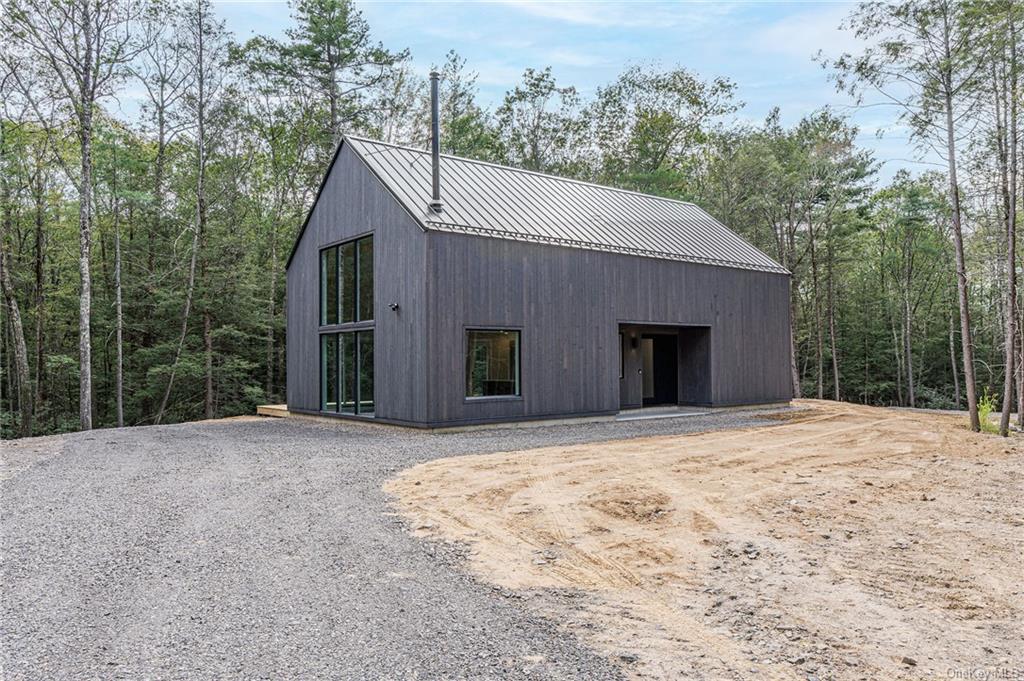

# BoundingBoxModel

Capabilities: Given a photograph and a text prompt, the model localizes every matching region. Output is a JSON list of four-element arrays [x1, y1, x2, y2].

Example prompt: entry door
[[642, 334, 679, 406], [641, 338, 655, 401]]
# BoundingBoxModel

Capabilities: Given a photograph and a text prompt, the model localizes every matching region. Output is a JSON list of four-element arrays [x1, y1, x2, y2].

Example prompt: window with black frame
[[319, 330, 375, 415], [319, 235, 374, 414], [465, 329, 520, 398], [319, 235, 373, 326]]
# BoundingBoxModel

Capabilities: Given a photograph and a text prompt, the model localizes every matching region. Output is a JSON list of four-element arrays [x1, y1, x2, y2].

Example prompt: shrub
[[977, 388, 998, 434]]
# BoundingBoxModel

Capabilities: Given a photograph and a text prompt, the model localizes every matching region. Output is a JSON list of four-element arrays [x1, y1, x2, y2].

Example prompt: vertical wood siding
[[425, 232, 791, 425]]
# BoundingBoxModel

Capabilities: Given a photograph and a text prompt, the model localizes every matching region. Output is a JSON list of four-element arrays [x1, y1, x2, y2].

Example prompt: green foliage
[[494, 67, 589, 176], [2, 0, 1020, 437], [978, 388, 998, 435], [590, 64, 738, 194]]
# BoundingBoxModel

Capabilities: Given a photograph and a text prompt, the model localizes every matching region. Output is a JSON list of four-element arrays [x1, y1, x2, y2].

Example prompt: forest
[[0, 0, 1020, 438]]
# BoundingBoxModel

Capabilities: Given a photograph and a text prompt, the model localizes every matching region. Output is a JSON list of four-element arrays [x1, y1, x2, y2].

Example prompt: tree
[[495, 67, 589, 176], [830, 0, 989, 430], [237, 0, 406, 158], [590, 65, 738, 195], [874, 173, 947, 407], [155, 0, 227, 423], [3, 0, 145, 430], [0, 121, 33, 437], [134, 0, 192, 278], [977, 1, 1021, 435], [233, 41, 319, 404]]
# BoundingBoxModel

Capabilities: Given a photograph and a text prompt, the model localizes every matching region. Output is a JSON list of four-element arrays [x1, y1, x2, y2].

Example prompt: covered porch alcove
[[618, 324, 711, 410]]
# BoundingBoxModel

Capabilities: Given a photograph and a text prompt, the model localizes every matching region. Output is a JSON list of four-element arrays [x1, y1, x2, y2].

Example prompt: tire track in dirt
[[385, 400, 1024, 679]]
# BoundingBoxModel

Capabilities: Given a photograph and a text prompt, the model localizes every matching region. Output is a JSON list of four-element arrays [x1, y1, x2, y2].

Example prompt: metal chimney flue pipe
[[429, 70, 443, 213]]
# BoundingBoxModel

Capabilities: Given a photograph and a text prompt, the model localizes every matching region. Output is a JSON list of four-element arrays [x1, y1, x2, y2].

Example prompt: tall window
[[466, 329, 520, 398], [320, 235, 373, 326], [320, 234, 374, 414]]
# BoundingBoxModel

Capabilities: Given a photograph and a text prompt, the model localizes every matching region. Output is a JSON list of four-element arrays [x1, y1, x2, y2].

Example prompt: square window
[[466, 330, 520, 398]]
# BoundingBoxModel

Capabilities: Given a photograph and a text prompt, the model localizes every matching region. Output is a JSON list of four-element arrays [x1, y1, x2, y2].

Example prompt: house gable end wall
[[286, 143, 428, 422]]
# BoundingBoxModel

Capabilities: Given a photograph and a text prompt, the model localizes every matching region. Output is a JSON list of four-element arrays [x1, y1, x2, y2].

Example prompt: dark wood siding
[[425, 232, 791, 425], [286, 145, 428, 422]]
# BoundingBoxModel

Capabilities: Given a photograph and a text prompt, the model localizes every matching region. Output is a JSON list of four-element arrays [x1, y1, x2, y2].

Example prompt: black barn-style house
[[285, 74, 792, 427]]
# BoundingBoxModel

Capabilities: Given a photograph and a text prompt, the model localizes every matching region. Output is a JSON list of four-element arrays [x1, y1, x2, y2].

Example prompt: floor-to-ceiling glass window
[[319, 234, 374, 415]]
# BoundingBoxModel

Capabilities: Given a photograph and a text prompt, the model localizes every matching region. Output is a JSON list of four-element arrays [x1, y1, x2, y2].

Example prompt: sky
[[213, 0, 938, 183]]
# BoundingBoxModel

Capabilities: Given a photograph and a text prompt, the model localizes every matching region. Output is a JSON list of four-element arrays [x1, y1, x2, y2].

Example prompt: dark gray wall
[[677, 327, 712, 405], [425, 231, 791, 425], [286, 144, 429, 422]]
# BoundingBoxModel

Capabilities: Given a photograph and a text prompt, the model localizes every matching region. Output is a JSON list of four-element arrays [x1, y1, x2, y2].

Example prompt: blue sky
[[214, 0, 935, 183]]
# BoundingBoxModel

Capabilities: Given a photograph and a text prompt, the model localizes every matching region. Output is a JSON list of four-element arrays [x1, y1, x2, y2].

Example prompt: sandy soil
[[0, 434, 66, 482], [385, 400, 1024, 680]]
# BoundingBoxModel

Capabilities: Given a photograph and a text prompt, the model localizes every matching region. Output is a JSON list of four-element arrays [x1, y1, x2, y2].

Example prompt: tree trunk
[[949, 306, 961, 409], [0, 195, 33, 438], [827, 240, 840, 400], [327, 45, 340, 146], [151, 112, 165, 277], [33, 161, 45, 410], [788, 247, 801, 400], [1017, 297, 1023, 426], [789, 293, 800, 398], [155, 226, 199, 424], [891, 314, 903, 407], [204, 310, 213, 419], [945, 93, 979, 429], [78, 108, 94, 430], [904, 294, 915, 408], [157, 0, 209, 425], [76, 1, 95, 431], [1000, 18, 1019, 436], [809, 220, 824, 399], [113, 177, 124, 428], [266, 234, 277, 400]]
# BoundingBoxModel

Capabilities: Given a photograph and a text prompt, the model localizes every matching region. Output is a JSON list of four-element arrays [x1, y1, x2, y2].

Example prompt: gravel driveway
[[1, 409, 784, 680]]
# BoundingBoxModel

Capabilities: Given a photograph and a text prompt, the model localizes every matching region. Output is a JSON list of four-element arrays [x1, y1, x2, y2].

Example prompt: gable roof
[[288, 136, 788, 274]]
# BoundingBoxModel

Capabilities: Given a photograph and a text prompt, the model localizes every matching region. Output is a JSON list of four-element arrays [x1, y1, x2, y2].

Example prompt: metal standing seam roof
[[292, 135, 788, 274]]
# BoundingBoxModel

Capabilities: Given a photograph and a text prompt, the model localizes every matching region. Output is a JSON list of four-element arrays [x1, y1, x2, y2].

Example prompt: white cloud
[[752, 3, 862, 61], [495, 0, 736, 30]]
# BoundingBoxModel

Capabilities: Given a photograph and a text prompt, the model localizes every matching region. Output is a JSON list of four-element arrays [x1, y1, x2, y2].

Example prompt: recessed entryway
[[619, 324, 711, 411]]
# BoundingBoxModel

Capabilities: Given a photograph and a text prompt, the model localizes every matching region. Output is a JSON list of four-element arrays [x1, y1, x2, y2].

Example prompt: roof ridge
[[344, 135, 703, 211]]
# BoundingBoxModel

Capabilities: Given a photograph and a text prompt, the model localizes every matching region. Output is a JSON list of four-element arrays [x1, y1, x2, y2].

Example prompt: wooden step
[[256, 404, 289, 418]]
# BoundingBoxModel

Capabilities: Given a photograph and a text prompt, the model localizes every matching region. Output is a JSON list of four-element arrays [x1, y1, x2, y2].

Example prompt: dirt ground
[[385, 400, 1024, 680]]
